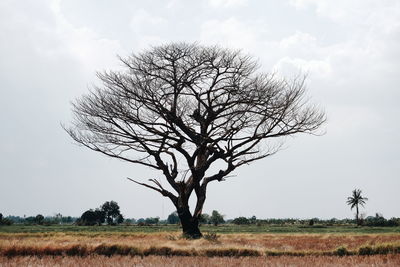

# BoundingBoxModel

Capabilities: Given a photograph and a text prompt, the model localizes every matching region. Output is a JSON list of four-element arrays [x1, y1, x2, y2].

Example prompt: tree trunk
[[356, 205, 359, 225], [177, 206, 202, 239]]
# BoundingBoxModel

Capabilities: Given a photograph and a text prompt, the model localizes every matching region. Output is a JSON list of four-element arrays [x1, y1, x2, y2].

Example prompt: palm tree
[[347, 189, 368, 225]]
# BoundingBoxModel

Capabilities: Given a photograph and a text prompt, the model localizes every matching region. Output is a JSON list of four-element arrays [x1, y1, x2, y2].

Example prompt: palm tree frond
[[347, 189, 368, 211]]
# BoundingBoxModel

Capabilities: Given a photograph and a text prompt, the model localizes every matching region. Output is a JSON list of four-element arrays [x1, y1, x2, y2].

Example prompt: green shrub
[[0, 218, 13, 225]]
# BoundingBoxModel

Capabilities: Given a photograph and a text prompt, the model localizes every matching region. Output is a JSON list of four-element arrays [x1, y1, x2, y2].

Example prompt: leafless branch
[[65, 43, 325, 235]]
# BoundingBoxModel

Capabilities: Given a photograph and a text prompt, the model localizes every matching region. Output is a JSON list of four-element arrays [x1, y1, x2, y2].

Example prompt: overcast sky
[[1, 0, 399, 220]]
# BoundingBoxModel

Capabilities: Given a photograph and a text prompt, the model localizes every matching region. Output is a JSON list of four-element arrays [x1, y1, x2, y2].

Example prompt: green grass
[[1, 224, 400, 234], [0, 224, 178, 234], [203, 224, 400, 234]]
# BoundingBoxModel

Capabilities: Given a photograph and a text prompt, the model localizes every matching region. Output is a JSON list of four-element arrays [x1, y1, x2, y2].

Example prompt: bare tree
[[65, 43, 325, 238]]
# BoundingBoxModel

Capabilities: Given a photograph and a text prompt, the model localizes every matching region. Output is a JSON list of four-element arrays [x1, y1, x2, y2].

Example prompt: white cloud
[[289, 0, 400, 30], [208, 0, 248, 8], [275, 1, 400, 102], [289, 0, 364, 21], [200, 18, 266, 50], [279, 31, 316, 49], [130, 9, 168, 31], [328, 105, 382, 137], [273, 57, 331, 78], [166, 0, 181, 9], [276, 31, 325, 61], [129, 9, 168, 49], [0, 0, 123, 74]]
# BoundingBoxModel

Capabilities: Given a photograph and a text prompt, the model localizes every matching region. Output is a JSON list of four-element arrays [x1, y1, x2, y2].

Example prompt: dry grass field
[[1, 255, 400, 267], [1, 231, 400, 266], [1, 232, 400, 252]]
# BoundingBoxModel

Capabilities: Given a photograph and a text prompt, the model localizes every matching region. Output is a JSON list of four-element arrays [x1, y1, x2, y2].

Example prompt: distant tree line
[[229, 215, 400, 227], [0, 212, 76, 226], [1, 209, 399, 227], [363, 213, 400, 227], [130, 210, 225, 226], [164, 210, 226, 226]]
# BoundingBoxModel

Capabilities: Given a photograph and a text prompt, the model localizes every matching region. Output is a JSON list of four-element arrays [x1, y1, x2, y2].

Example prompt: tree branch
[[127, 177, 177, 205]]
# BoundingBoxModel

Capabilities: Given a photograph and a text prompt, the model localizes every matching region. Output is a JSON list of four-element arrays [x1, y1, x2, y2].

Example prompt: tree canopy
[[167, 211, 180, 224], [101, 201, 122, 225], [210, 210, 225, 226], [78, 201, 123, 226]]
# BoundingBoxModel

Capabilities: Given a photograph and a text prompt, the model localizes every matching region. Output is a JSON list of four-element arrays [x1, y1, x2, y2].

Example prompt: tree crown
[[347, 189, 368, 209], [65, 43, 325, 222]]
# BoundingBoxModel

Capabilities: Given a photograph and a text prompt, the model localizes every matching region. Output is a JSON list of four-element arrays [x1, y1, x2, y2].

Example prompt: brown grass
[[1, 232, 399, 249], [1, 232, 399, 257], [1, 255, 400, 267]]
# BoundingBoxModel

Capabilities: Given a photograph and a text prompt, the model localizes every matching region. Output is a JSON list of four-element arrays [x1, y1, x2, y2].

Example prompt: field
[[2, 255, 400, 267], [3, 224, 400, 234], [1, 225, 400, 266]]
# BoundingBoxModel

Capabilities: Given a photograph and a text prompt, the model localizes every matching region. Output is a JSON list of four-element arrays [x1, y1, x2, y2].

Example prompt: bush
[[232, 217, 250, 225], [386, 218, 400, 227], [65, 245, 88, 256], [203, 232, 219, 242], [249, 216, 257, 224], [204, 248, 261, 257], [35, 214, 44, 225], [116, 214, 124, 224], [364, 214, 400, 227], [199, 213, 210, 224], [335, 246, 349, 256], [358, 245, 373, 255], [0, 217, 13, 225], [145, 217, 160, 225], [167, 212, 180, 224], [79, 209, 105, 226]]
